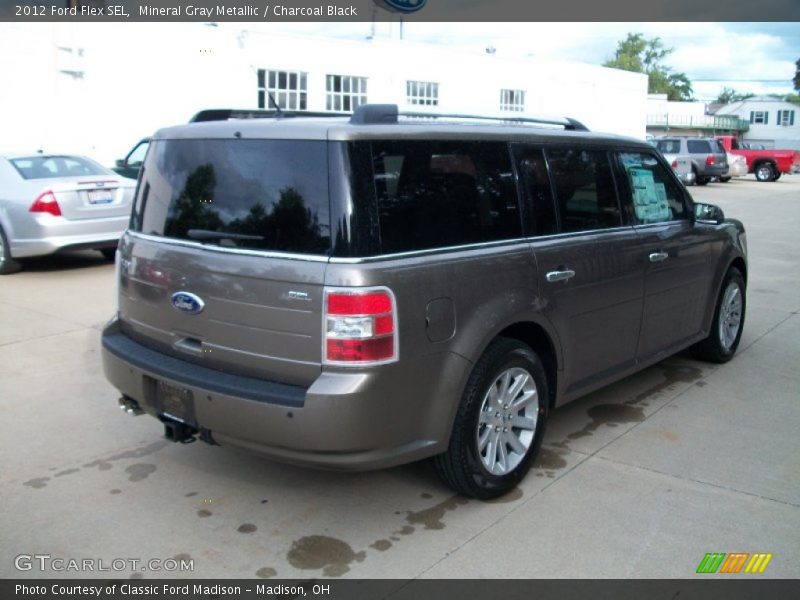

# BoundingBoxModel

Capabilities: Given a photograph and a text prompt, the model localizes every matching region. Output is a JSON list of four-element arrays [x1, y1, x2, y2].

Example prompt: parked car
[[112, 138, 149, 180], [654, 137, 728, 185], [716, 135, 800, 182], [102, 105, 747, 499], [667, 155, 696, 186], [720, 153, 747, 182], [0, 153, 135, 274]]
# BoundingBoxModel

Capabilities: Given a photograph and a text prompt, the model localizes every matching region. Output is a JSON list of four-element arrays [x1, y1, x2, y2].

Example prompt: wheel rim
[[718, 281, 743, 352], [756, 165, 771, 180], [476, 367, 538, 476]]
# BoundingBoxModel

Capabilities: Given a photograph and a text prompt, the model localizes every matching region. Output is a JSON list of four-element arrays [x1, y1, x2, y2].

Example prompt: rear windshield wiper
[[187, 229, 265, 243]]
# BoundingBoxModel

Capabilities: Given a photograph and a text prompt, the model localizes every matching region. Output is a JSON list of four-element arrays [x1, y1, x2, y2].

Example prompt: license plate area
[[87, 189, 114, 205], [149, 378, 196, 426]]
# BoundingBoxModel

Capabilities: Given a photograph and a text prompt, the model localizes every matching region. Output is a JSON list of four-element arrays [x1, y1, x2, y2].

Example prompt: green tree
[[604, 33, 694, 101], [793, 58, 800, 92], [715, 87, 755, 104]]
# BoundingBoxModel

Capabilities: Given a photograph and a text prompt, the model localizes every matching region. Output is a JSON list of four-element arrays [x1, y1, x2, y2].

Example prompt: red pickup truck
[[716, 135, 800, 182]]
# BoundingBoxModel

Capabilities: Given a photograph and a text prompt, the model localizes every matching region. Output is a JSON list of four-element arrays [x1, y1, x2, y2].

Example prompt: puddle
[[23, 477, 50, 489], [54, 468, 80, 478], [420, 493, 433, 499], [405, 495, 469, 531], [628, 363, 703, 406], [286, 535, 365, 577], [125, 463, 157, 482], [533, 448, 568, 478], [197, 509, 212, 518], [110, 489, 122, 495], [659, 430, 681, 443], [256, 567, 277, 578], [238, 524, 257, 534], [370, 539, 392, 551], [185, 492, 198, 498], [568, 403, 646, 441]]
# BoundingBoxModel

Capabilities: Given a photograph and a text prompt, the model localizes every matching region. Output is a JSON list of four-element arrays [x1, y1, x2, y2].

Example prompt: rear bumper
[[101, 316, 470, 470], [9, 213, 127, 257], [678, 171, 696, 185]]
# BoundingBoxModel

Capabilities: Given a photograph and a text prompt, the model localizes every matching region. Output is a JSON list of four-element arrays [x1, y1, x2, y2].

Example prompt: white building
[[714, 96, 800, 150], [0, 23, 648, 166]]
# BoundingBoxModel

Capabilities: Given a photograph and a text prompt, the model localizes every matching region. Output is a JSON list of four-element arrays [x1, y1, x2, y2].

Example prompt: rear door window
[[368, 141, 522, 253], [544, 148, 621, 232], [131, 139, 331, 255], [687, 140, 711, 154], [655, 140, 681, 154], [615, 151, 688, 224], [512, 145, 557, 235]]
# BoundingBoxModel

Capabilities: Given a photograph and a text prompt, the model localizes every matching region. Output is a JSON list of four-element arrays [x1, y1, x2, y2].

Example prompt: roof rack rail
[[189, 108, 349, 123], [349, 104, 589, 131]]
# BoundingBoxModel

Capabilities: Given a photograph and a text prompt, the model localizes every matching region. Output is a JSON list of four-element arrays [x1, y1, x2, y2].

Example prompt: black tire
[[719, 176, 731, 183], [0, 225, 22, 275], [100, 248, 117, 261], [434, 338, 549, 499], [696, 176, 710, 186], [691, 267, 746, 363], [754, 163, 775, 182], [773, 172, 781, 181]]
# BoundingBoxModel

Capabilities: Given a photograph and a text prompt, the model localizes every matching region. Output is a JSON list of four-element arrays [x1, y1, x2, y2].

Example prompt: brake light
[[29, 191, 62, 216], [324, 288, 397, 364], [671, 159, 678, 169], [706, 154, 715, 166]]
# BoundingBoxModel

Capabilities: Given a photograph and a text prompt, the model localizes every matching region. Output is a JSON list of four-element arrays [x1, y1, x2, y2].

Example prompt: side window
[[687, 140, 711, 154], [617, 152, 688, 224], [545, 148, 621, 233], [512, 145, 557, 235], [655, 140, 680, 154], [126, 141, 149, 167], [370, 141, 522, 253]]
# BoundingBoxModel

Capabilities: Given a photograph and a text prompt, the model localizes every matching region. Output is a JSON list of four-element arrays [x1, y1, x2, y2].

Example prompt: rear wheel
[[754, 163, 775, 182], [719, 176, 731, 183], [0, 226, 22, 275], [434, 338, 549, 499], [691, 267, 746, 363]]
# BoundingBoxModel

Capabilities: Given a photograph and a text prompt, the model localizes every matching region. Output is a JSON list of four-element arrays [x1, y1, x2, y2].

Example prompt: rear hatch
[[120, 137, 332, 387]]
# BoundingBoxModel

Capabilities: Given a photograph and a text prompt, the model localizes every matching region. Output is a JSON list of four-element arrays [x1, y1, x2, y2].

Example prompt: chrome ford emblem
[[374, 0, 427, 13], [171, 291, 205, 315]]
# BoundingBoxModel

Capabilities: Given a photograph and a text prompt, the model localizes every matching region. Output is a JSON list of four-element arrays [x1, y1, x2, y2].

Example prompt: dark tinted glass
[[545, 148, 621, 232], [132, 140, 330, 254], [367, 141, 522, 253], [512, 145, 557, 235], [11, 155, 108, 179], [687, 140, 711, 153], [617, 152, 688, 224]]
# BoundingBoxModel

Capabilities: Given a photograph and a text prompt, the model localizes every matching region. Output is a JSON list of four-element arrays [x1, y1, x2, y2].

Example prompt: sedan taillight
[[324, 288, 397, 365], [29, 191, 62, 216], [706, 154, 715, 166]]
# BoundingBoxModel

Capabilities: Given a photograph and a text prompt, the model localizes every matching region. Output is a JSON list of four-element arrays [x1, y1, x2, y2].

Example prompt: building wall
[[0, 23, 648, 166], [716, 98, 800, 149]]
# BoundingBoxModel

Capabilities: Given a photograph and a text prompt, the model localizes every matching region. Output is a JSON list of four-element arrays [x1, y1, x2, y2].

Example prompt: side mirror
[[694, 203, 725, 225], [115, 159, 126, 168]]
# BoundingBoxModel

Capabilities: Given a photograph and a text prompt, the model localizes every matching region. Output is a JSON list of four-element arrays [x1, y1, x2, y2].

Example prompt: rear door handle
[[546, 269, 576, 283], [649, 251, 669, 263]]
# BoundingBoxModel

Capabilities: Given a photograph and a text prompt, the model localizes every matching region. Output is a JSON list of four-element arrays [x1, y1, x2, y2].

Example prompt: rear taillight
[[324, 288, 397, 365], [29, 191, 62, 216], [671, 159, 678, 169], [705, 154, 715, 166]]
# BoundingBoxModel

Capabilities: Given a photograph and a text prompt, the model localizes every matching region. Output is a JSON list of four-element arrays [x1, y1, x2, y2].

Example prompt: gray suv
[[655, 137, 728, 185], [102, 105, 747, 498]]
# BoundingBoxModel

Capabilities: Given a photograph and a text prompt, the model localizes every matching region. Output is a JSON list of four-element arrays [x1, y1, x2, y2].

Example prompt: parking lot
[[1, 175, 799, 580]]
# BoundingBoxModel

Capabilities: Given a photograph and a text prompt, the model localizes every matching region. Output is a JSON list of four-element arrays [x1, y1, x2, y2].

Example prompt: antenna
[[267, 91, 283, 116]]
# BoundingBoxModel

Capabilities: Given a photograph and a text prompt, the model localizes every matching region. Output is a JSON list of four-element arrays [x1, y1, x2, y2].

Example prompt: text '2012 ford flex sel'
[[102, 105, 747, 499]]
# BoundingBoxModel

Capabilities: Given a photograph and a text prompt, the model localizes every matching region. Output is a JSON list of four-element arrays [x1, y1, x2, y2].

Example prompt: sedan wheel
[[0, 226, 22, 275]]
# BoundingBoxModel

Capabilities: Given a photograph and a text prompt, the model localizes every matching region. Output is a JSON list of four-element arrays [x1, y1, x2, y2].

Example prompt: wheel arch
[[493, 321, 560, 409]]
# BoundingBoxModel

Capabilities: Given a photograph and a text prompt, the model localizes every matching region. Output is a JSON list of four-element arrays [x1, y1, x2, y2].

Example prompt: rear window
[[687, 140, 712, 154], [10, 155, 108, 180], [131, 139, 330, 255], [357, 140, 522, 254]]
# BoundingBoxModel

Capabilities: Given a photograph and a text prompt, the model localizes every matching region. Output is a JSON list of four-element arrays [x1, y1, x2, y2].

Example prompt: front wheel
[[434, 338, 549, 499], [754, 163, 775, 182], [691, 267, 746, 363], [696, 176, 710, 186]]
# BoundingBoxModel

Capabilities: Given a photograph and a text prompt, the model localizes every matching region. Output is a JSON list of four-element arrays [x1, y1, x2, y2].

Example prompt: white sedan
[[0, 153, 135, 274], [720, 153, 748, 182]]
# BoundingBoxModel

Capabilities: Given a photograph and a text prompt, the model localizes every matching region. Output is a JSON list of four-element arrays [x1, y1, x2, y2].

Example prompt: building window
[[406, 81, 439, 106], [777, 110, 795, 126], [326, 75, 367, 112], [500, 89, 525, 112], [749, 111, 769, 125], [257, 69, 307, 111]]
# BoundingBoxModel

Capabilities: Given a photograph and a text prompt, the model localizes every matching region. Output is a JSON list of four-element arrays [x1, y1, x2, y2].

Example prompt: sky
[[249, 21, 800, 102]]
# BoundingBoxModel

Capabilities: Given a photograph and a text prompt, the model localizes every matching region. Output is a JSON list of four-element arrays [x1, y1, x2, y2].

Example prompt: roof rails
[[189, 108, 349, 123], [348, 104, 589, 131]]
